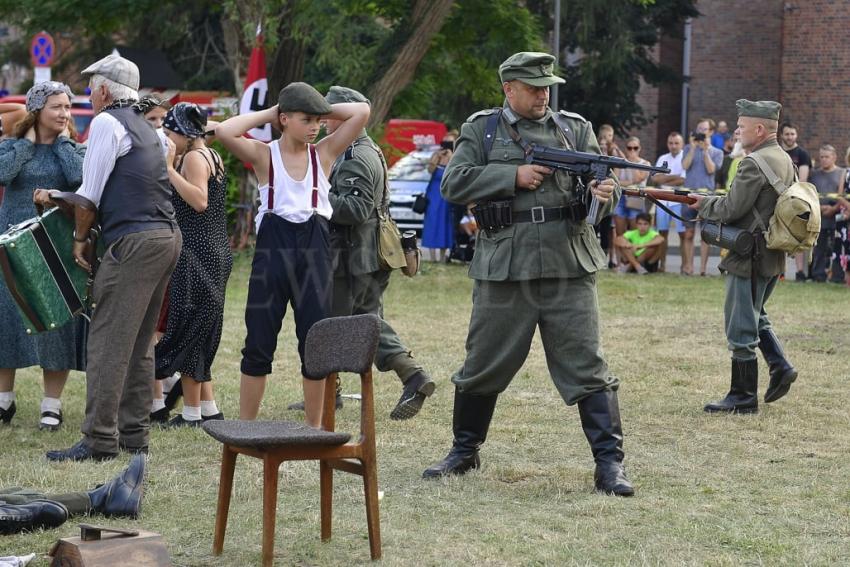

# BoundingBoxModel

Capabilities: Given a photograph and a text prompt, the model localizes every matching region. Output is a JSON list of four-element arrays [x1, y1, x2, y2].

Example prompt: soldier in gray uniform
[[690, 100, 798, 414], [422, 52, 633, 496], [289, 86, 435, 419]]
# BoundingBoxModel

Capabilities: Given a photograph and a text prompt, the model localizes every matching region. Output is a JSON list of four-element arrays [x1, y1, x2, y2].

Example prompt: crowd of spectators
[[599, 120, 850, 287]]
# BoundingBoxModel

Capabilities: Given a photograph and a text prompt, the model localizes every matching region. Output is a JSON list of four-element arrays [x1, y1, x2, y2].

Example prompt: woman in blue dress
[[421, 131, 458, 262], [0, 82, 87, 430]]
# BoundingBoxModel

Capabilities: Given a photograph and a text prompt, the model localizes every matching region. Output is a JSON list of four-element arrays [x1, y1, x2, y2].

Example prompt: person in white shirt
[[649, 132, 687, 272], [216, 82, 369, 428]]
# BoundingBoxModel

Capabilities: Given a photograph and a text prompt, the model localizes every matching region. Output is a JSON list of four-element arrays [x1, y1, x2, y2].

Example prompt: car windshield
[[388, 148, 437, 181]]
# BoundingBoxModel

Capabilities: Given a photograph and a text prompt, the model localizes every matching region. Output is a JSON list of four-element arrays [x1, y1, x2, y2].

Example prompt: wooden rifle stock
[[621, 187, 701, 205]]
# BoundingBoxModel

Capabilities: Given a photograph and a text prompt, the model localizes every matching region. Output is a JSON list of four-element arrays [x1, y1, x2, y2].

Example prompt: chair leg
[[262, 455, 280, 567], [320, 460, 333, 541], [361, 455, 382, 560], [213, 445, 237, 556]]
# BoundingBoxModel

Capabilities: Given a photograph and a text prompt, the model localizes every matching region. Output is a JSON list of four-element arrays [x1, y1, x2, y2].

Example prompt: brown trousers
[[81, 229, 181, 453]]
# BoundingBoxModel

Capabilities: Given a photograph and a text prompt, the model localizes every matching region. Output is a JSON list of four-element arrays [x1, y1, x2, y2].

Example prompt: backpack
[[748, 152, 821, 255]]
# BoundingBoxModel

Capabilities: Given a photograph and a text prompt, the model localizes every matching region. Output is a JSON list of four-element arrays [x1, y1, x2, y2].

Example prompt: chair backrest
[[304, 314, 381, 378]]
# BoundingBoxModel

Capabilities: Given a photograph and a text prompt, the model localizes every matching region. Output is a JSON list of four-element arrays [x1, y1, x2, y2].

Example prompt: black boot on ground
[[87, 453, 146, 518], [0, 500, 68, 535], [758, 329, 798, 403], [287, 378, 343, 411], [704, 359, 758, 414], [578, 390, 634, 497], [422, 389, 497, 479]]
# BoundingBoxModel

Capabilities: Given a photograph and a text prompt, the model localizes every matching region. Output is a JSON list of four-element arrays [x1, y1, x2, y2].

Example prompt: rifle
[[620, 187, 704, 223], [528, 145, 670, 225]]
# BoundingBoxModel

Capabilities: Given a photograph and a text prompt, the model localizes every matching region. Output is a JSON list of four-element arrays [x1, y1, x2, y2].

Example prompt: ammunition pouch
[[471, 199, 514, 236]]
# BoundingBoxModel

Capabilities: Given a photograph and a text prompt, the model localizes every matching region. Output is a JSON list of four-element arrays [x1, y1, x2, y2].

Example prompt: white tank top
[[256, 140, 332, 231]]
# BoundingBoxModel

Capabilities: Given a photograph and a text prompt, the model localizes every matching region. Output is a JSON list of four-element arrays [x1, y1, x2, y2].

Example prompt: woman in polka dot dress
[[155, 103, 233, 427]]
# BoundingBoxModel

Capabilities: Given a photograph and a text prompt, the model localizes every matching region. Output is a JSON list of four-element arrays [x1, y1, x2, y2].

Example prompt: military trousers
[[452, 275, 618, 405], [333, 268, 421, 382], [0, 488, 89, 516], [723, 273, 779, 361]]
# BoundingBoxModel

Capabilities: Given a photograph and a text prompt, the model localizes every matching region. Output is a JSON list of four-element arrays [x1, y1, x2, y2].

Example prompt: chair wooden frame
[[210, 369, 381, 566]]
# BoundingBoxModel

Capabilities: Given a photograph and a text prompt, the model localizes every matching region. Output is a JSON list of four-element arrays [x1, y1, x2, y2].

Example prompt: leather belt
[[512, 203, 586, 224]]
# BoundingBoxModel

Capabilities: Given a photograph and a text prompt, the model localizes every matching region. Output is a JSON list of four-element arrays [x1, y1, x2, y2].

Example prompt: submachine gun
[[527, 146, 670, 225]]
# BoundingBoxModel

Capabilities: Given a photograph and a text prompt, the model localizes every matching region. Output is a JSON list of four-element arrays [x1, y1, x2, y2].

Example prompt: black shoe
[[202, 412, 225, 421], [119, 443, 149, 455], [423, 389, 497, 479], [390, 371, 436, 420], [165, 414, 202, 428], [795, 271, 807, 282], [288, 379, 343, 411], [87, 454, 146, 518], [38, 408, 63, 431], [0, 401, 15, 425], [578, 390, 635, 497], [759, 328, 798, 403], [46, 439, 117, 462], [0, 500, 69, 535], [704, 359, 759, 414], [150, 406, 170, 425], [163, 379, 183, 411]]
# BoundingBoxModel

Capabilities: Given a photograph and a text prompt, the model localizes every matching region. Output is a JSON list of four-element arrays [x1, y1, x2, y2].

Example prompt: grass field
[[1, 252, 849, 566]]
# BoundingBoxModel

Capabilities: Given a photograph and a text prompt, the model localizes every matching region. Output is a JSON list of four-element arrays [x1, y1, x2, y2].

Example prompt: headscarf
[[162, 102, 207, 139], [134, 95, 167, 115], [25, 81, 74, 112]]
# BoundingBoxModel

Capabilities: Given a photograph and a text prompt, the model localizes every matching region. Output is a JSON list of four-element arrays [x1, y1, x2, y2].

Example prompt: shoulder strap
[[482, 108, 503, 161], [309, 144, 319, 209], [551, 113, 578, 150], [267, 144, 275, 209], [748, 153, 788, 196]]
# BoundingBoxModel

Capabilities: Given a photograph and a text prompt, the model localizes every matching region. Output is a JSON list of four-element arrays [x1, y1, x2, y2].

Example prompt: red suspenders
[[266, 144, 319, 211]]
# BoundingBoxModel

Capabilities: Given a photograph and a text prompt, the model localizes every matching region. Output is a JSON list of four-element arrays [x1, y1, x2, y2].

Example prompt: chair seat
[[203, 420, 351, 448]]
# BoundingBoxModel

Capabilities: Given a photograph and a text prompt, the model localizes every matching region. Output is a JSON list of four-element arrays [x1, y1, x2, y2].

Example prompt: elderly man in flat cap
[[423, 52, 633, 496], [689, 99, 798, 415], [286, 86, 435, 420], [43, 53, 181, 461]]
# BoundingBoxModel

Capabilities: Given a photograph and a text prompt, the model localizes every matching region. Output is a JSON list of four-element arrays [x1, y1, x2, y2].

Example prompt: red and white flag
[[240, 24, 271, 142]]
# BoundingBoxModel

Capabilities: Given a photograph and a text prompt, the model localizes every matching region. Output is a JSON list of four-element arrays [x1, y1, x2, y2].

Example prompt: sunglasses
[[626, 146, 640, 150]]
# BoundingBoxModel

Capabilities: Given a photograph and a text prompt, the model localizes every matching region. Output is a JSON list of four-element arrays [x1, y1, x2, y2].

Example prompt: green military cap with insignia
[[736, 99, 781, 121], [326, 85, 370, 106], [278, 82, 332, 115], [498, 52, 565, 87]]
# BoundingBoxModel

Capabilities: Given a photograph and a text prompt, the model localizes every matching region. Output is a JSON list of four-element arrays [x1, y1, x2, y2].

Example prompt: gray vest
[[99, 107, 175, 246]]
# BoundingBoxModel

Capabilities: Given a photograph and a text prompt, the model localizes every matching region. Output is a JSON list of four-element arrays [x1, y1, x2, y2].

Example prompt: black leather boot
[[422, 389, 497, 479], [0, 500, 68, 535], [758, 329, 798, 403], [704, 359, 758, 414], [87, 454, 146, 518], [577, 390, 634, 497]]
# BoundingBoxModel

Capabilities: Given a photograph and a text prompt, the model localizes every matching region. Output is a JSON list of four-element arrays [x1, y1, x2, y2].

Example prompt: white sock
[[40, 397, 62, 426], [151, 398, 166, 412], [162, 373, 181, 393], [201, 400, 220, 417], [0, 391, 15, 410], [182, 405, 201, 421]]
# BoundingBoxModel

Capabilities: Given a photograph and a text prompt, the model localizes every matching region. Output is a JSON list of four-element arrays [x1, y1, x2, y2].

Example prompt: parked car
[[0, 95, 94, 142], [387, 145, 439, 233]]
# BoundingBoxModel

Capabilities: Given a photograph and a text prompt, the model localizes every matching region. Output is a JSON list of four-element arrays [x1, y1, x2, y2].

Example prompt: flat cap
[[278, 82, 332, 115], [325, 85, 370, 105], [499, 52, 565, 87], [81, 54, 140, 91], [736, 99, 781, 121]]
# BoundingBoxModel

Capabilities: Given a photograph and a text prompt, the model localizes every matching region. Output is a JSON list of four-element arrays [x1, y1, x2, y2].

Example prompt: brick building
[[633, 0, 849, 164]]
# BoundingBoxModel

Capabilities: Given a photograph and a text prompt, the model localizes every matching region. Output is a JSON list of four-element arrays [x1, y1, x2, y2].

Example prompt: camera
[[692, 132, 706, 142]]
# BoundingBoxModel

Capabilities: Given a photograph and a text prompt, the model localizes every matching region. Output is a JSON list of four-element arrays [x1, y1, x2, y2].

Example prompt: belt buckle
[[531, 206, 545, 223]]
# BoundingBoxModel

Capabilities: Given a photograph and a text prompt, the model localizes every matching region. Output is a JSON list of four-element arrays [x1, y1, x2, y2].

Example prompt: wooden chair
[[203, 314, 382, 566]]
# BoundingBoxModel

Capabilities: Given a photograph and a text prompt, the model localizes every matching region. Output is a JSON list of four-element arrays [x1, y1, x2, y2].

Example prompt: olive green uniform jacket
[[697, 138, 793, 278], [328, 131, 383, 277], [441, 104, 619, 281]]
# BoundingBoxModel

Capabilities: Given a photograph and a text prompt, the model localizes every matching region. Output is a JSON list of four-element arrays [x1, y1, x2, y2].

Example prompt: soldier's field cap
[[736, 99, 781, 121], [81, 54, 140, 91], [325, 85, 370, 106], [278, 82, 332, 115], [499, 52, 565, 87]]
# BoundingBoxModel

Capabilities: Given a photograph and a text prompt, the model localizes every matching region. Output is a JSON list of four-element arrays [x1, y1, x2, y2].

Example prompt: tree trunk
[[367, 0, 455, 127], [268, 11, 307, 99]]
